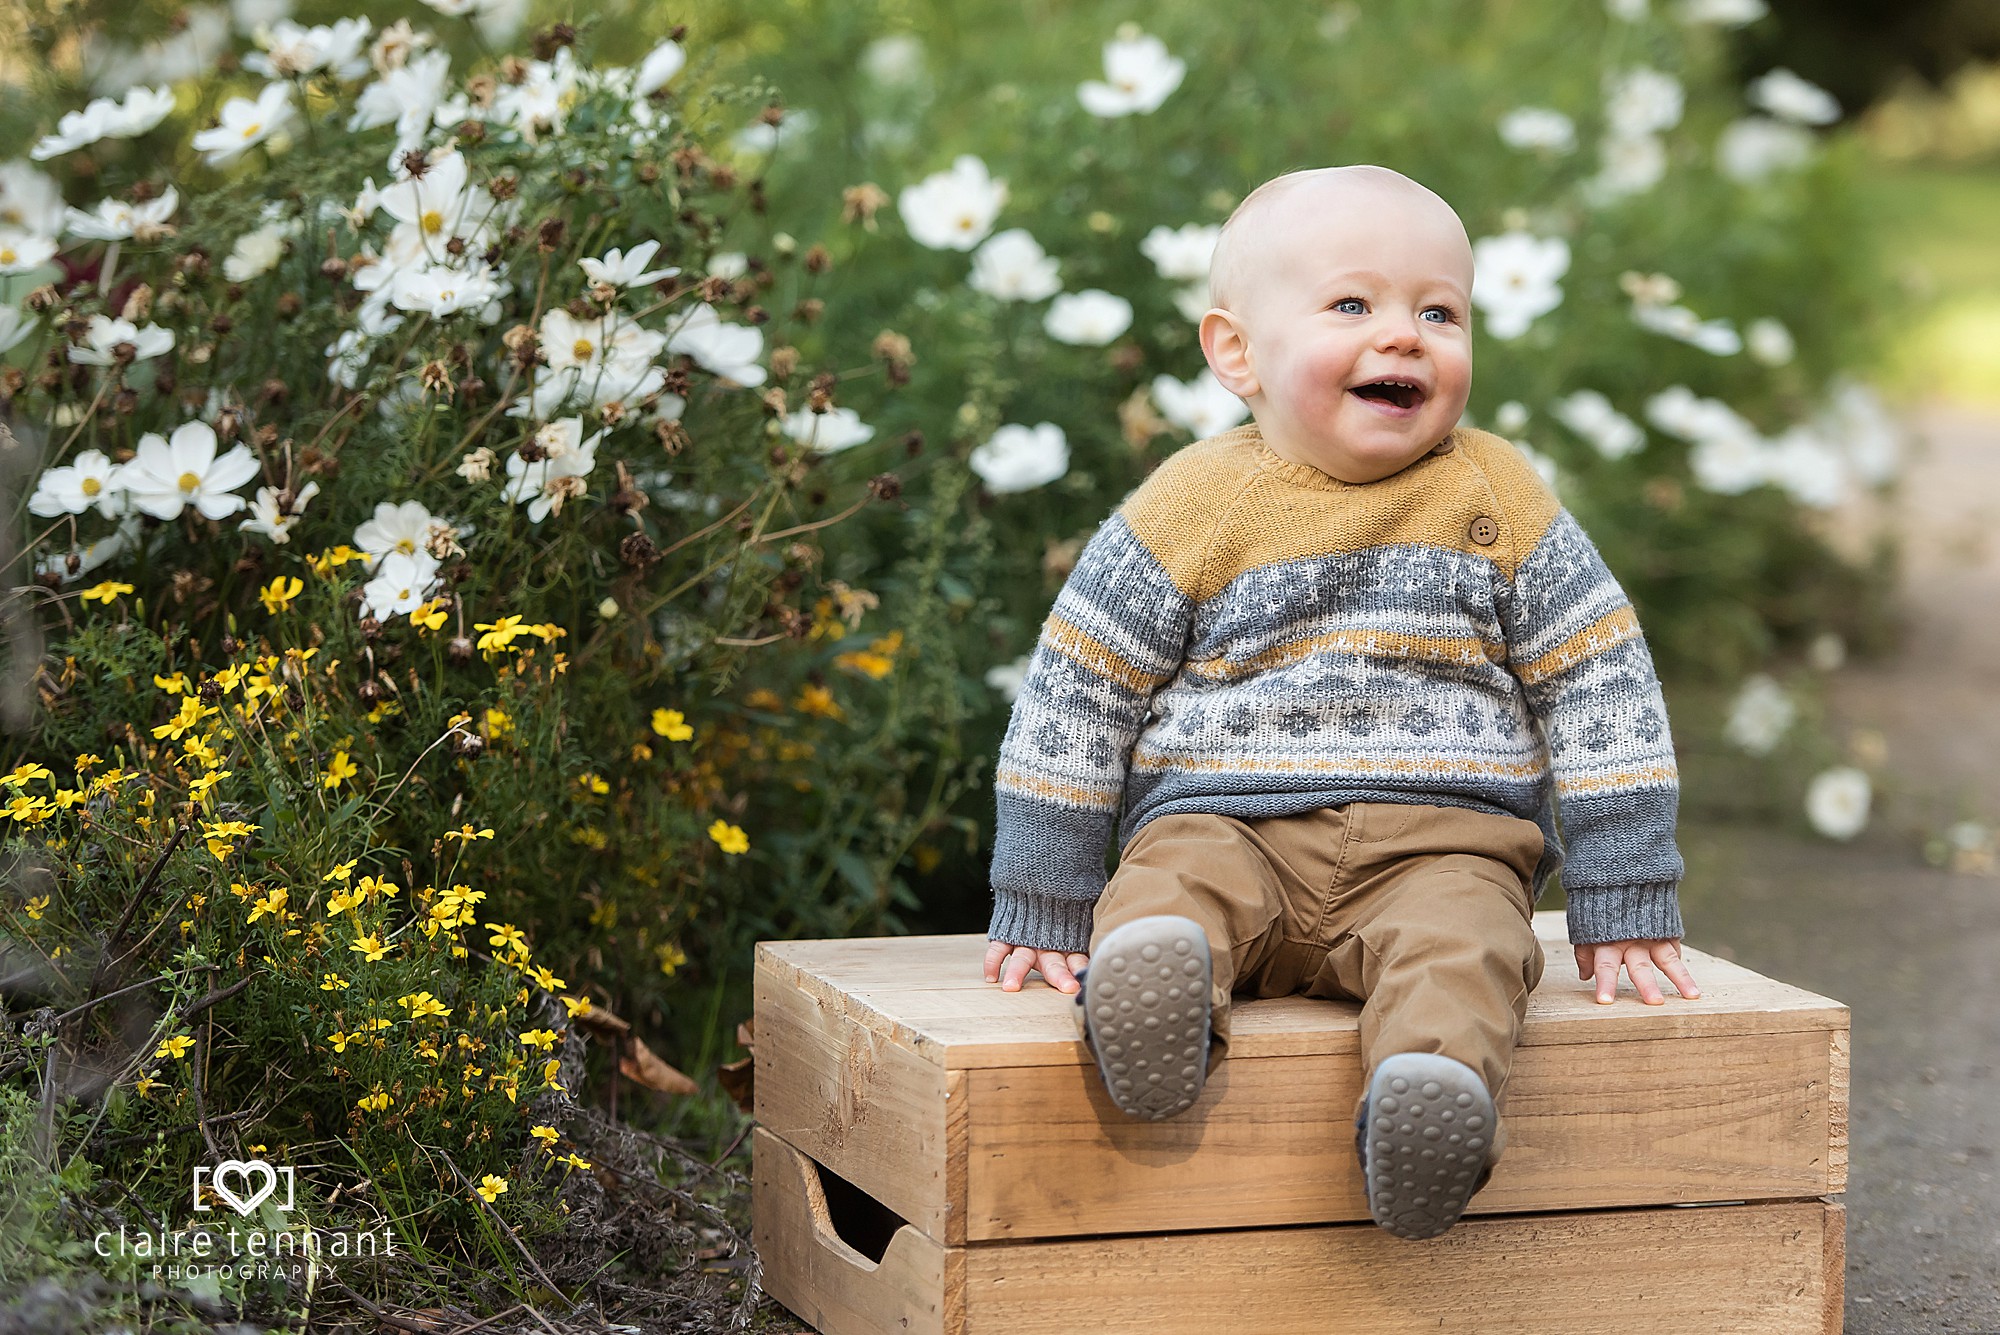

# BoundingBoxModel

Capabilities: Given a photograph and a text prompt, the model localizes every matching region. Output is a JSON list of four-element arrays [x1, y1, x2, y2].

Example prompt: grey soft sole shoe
[[1359, 1052, 1495, 1240], [1082, 915, 1211, 1120]]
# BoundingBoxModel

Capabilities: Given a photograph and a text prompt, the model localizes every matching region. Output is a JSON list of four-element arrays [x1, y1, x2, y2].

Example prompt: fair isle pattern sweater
[[988, 424, 1685, 955]]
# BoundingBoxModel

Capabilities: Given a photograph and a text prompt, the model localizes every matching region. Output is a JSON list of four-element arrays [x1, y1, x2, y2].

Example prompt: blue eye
[[1421, 306, 1455, 324], [1332, 298, 1366, 315]]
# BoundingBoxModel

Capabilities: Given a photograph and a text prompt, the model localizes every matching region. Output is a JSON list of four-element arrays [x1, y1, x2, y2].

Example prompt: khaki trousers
[[1087, 803, 1546, 1159]]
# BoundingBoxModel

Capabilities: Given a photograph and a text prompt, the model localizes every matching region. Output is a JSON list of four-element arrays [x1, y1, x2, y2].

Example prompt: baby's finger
[[1624, 948, 1665, 1005], [1038, 950, 1080, 994], [983, 940, 1012, 983], [1593, 954, 1621, 1004], [1654, 943, 1701, 999], [1574, 944, 1593, 981], [1067, 951, 1091, 977], [1000, 945, 1036, 992]]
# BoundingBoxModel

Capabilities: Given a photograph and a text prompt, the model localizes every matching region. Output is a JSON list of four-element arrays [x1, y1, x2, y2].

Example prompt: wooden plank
[[753, 1128, 946, 1335], [1828, 1026, 1850, 1193], [958, 1198, 1842, 1335], [760, 916, 1849, 1071], [755, 953, 953, 1242], [964, 1030, 1839, 1241]]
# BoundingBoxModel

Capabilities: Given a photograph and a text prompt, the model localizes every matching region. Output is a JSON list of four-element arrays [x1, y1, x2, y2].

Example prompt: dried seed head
[[357, 678, 383, 704], [759, 387, 787, 416], [319, 256, 349, 280], [619, 532, 660, 569], [538, 218, 566, 252], [399, 148, 432, 179], [841, 183, 891, 229], [489, 173, 520, 201], [120, 283, 154, 322], [421, 360, 454, 396], [359, 616, 382, 642], [769, 346, 800, 381], [654, 419, 689, 455], [276, 292, 302, 318], [25, 284, 60, 313], [793, 297, 824, 324], [804, 244, 831, 274], [448, 635, 474, 664], [868, 472, 903, 502]]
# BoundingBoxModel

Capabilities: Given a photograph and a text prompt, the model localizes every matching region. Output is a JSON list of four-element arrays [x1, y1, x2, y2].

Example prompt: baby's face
[[1211, 186, 1474, 484]]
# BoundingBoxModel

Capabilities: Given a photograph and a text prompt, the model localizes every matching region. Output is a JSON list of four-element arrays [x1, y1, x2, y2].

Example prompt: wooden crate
[[753, 912, 1847, 1333]]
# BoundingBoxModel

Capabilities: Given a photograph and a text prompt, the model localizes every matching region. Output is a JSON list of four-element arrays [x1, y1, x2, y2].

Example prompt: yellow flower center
[[421, 209, 444, 234], [242, 121, 262, 139], [0, 248, 15, 265], [395, 537, 416, 553], [177, 471, 202, 493], [572, 338, 594, 361], [81, 477, 102, 496]]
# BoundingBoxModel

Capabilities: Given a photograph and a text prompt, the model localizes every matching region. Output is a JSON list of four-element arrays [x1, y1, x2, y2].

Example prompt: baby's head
[[1200, 165, 1474, 484]]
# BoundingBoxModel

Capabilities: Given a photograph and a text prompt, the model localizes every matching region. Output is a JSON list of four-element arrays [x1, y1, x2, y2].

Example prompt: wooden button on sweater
[[1469, 516, 1499, 546]]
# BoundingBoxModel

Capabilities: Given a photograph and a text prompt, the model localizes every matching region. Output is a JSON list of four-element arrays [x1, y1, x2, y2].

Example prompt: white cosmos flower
[[1605, 67, 1684, 138], [539, 307, 667, 376], [0, 161, 67, 235], [29, 450, 125, 519], [1470, 232, 1569, 340], [579, 240, 679, 289], [68, 315, 175, 366], [862, 34, 925, 86], [1724, 674, 1794, 755], [375, 150, 492, 253], [1605, 0, 1648, 19], [387, 261, 503, 317], [1551, 390, 1645, 459], [664, 303, 765, 386], [1152, 370, 1249, 438], [31, 86, 177, 161], [358, 550, 440, 621], [1678, 0, 1767, 23], [1764, 425, 1847, 508], [970, 422, 1069, 493], [1498, 107, 1577, 154], [1805, 767, 1871, 841], [349, 49, 452, 146], [633, 38, 685, 97], [492, 49, 578, 143], [1749, 68, 1839, 125], [984, 653, 1031, 702], [65, 186, 180, 242], [1746, 317, 1795, 366], [1139, 222, 1220, 282], [708, 252, 748, 281], [354, 499, 435, 566], [1045, 289, 1133, 345], [1077, 31, 1185, 117], [239, 480, 320, 544], [192, 82, 296, 166], [232, 0, 293, 33], [244, 17, 372, 80], [1646, 386, 1767, 494], [1717, 117, 1815, 183], [504, 424, 600, 522], [898, 155, 1006, 252], [1495, 401, 1532, 436], [969, 229, 1061, 301], [222, 221, 289, 281], [36, 519, 143, 583], [1583, 133, 1668, 202], [1172, 282, 1210, 324], [1818, 378, 1900, 484], [0, 231, 57, 274], [119, 421, 260, 521], [1632, 301, 1742, 355], [781, 406, 876, 454], [0, 307, 36, 355]]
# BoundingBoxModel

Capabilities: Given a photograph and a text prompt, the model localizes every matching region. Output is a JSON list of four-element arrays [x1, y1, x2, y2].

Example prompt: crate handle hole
[[812, 1156, 910, 1265]]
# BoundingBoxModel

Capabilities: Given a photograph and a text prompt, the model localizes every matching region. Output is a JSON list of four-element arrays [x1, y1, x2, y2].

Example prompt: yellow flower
[[3, 794, 52, 826], [357, 1088, 393, 1113], [540, 1057, 565, 1091], [656, 942, 687, 977], [306, 545, 363, 577], [154, 1034, 194, 1060], [529, 1124, 560, 1149], [559, 1153, 591, 1171], [319, 972, 349, 991], [327, 1030, 353, 1053], [326, 887, 363, 916], [212, 663, 249, 694], [475, 1174, 508, 1203], [745, 688, 785, 712], [181, 732, 221, 769], [474, 615, 528, 654], [577, 773, 609, 796], [25, 895, 50, 920], [357, 874, 400, 901], [650, 708, 694, 741], [321, 750, 358, 789], [397, 991, 451, 1021], [561, 995, 593, 1019], [135, 1075, 162, 1098], [153, 672, 190, 695], [79, 580, 134, 604], [365, 699, 401, 724], [324, 859, 357, 882], [2, 762, 52, 788], [528, 964, 565, 992], [485, 921, 528, 955], [152, 696, 213, 742], [72, 753, 101, 774], [518, 1028, 558, 1052], [707, 820, 749, 856], [258, 575, 304, 615], [410, 597, 450, 632], [246, 887, 290, 924], [444, 824, 495, 844], [793, 683, 845, 720], [482, 707, 512, 739], [187, 770, 230, 802], [834, 633, 901, 681], [350, 932, 391, 962]]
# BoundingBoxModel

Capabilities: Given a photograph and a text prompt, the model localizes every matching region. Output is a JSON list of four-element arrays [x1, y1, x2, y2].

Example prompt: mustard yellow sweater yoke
[[988, 424, 1685, 954]]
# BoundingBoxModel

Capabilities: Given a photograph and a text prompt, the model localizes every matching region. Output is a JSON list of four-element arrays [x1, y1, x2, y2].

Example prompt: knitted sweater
[[988, 423, 1684, 955]]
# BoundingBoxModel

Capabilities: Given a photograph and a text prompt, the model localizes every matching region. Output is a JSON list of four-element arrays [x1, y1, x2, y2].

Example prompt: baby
[[981, 165, 1702, 1241]]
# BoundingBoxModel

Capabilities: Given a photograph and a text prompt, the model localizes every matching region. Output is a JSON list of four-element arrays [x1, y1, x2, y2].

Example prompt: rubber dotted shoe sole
[[1084, 915, 1211, 1120], [1360, 1052, 1495, 1240]]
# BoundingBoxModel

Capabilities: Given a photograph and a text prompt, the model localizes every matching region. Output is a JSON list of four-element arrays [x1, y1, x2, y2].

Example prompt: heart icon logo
[[209, 1159, 278, 1216]]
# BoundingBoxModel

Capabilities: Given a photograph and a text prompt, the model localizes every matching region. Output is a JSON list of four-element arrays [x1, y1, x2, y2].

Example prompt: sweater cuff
[[989, 888, 1097, 956], [1565, 881, 1684, 946]]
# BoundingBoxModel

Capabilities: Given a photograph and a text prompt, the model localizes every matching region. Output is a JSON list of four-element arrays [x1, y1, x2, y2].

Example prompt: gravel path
[[1679, 402, 2000, 1334]]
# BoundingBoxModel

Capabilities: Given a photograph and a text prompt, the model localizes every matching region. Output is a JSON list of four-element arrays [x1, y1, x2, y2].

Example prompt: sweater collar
[[1231, 421, 1461, 492]]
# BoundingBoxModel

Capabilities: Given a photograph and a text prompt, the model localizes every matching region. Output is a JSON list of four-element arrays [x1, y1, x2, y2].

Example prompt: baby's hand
[[983, 940, 1089, 994], [1574, 938, 1701, 1005]]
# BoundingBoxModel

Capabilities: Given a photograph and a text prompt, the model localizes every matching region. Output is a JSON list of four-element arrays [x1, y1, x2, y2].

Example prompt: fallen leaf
[[620, 1033, 698, 1095], [716, 1055, 754, 1113]]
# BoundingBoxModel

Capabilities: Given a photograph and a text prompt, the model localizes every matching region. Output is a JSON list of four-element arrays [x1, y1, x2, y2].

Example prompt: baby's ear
[[1199, 308, 1259, 399]]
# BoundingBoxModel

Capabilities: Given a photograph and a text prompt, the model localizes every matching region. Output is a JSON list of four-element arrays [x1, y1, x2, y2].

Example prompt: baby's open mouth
[[1349, 379, 1426, 411]]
